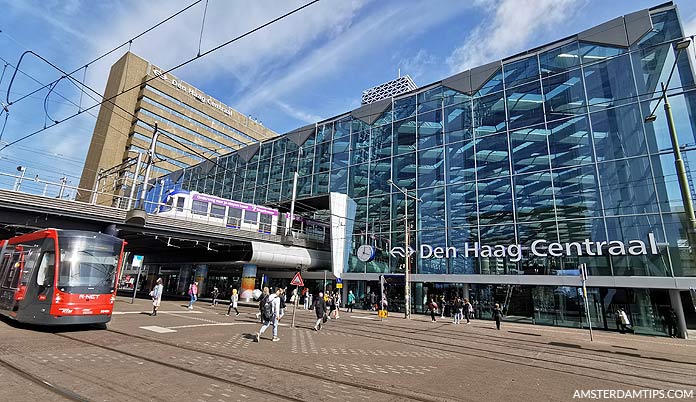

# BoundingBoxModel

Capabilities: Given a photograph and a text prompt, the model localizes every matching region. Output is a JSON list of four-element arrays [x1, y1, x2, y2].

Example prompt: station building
[[145, 2, 696, 336], [77, 52, 277, 206]]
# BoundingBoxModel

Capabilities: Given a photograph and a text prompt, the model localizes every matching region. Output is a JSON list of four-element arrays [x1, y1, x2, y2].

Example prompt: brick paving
[[0, 296, 694, 402]]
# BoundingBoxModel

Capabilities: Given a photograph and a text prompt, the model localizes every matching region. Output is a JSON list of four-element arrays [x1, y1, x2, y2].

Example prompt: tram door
[[0, 247, 22, 311]]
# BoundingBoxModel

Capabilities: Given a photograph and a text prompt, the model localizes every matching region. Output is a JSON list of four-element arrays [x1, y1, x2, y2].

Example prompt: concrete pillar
[[463, 284, 470, 300], [240, 264, 257, 302], [669, 289, 689, 339], [194, 264, 208, 296]]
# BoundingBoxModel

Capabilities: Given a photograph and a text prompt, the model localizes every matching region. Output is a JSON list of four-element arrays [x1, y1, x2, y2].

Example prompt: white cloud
[[397, 49, 438, 83], [274, 101, 324, 125], [234, 1, 473, 116], [447, 0, 584, 73]]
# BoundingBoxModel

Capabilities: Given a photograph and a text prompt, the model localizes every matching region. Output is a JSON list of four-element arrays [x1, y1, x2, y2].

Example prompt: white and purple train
[[157, 190, 328, 242]]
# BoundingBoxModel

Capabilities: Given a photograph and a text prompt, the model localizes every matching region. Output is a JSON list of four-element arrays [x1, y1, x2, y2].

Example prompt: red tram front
[[0, 229, 125, 325]]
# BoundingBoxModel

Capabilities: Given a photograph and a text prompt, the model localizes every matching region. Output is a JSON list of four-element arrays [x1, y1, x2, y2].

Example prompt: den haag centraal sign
[[149, 66, 233, 117], [388, 233, 660, 262]]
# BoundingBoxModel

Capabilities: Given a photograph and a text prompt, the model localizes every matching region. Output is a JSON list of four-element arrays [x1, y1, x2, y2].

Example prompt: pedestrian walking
[[369, 291, 377, 311], [256, 287, 270, 320], [149, 278, 163, 316], [313, 292, 327, 331], [463, 298, 472, 324], [428, 298, 438, 322], [440, 295, 446, 318], [187, 281, 198, 309], [467, 299, 475, 321], [616, 308, 631, 334], [492, 303, 503, 330], [304, 289, 312, 310], [328, 291, 337, 319], [255, 288, 283, 342], [226, 288, 240, 316], [453, 297, 462, 324], [346, 290, 355, 313], [330, 291, 340, 319], [665, 308, 678, 338], [278, 289, 286, 320], [211, 286, 220, 307]]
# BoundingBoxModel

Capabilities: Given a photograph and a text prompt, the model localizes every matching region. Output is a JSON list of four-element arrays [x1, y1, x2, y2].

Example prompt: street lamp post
[[14, 165, 26, 191], [644, 38, 693, 340], [644, 39, 696, 251], [387, 179, 420, 319]]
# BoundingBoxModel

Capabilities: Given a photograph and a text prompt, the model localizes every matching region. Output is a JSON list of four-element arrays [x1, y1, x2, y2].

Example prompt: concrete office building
[[78, 52, 277, 205], [149, 2, 696, 337]]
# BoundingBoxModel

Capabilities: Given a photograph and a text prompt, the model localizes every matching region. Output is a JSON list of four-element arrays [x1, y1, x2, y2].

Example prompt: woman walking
[[428, 298, 438, 322], [150, 278, 163, 316], [313, 292, 327, 331], [492, 303, 503, 330], [226, 288, 240, 316]]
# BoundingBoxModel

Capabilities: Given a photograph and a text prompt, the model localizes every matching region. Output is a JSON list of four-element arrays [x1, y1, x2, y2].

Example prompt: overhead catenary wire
[[1, 0, 203, 108], [0, 0, 321, 153]]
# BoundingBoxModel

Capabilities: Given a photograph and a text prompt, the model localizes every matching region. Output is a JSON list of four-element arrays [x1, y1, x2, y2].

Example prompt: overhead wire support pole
[[138, 123, 159, 210], [387, 179, 420, 319]]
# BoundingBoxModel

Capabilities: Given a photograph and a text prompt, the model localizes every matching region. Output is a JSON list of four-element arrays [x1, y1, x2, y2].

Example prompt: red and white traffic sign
[[290, 272, 304, 287]]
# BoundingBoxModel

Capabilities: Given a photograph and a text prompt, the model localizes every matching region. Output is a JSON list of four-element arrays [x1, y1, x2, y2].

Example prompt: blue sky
[[1, 0, 695, 195]]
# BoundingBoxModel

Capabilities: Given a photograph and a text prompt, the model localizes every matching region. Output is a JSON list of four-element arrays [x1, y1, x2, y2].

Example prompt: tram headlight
[[54, 294, 61, 303], [109, 295, 115, 304]]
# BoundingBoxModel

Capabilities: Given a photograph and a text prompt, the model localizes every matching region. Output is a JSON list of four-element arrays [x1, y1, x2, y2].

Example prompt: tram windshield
[[57, 234, 121, 293]]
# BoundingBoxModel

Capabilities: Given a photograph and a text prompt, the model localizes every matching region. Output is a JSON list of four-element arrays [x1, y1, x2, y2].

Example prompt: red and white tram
[[0, 229, 125, 326]]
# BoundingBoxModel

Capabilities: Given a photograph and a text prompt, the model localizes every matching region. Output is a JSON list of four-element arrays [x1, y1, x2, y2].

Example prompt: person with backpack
[[226, 288, 240, 316], [256, 287, 270, 320], [256, 288, 282, 342], [187, 281, 198, 310], [313, 292, 327, 331]]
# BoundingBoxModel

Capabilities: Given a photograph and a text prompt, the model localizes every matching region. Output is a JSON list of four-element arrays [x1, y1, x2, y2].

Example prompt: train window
[[176, 197, 185, 212], [36, 252, 55, 287], [0, 252, 13, 286], [1, 252, 21, 289], [20, 249, 41, 287], [227, 208, 242, 227], [192, 200, 209, 216], [57, 237, 120, 290], [243, 211, 258, 225], [259, 214, 273, 233], [211, 204, 226, 219]]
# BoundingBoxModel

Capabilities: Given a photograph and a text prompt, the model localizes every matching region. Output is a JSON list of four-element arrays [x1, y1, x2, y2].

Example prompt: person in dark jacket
[[492, 303, 503, 330], [313, 292, 327, 331]]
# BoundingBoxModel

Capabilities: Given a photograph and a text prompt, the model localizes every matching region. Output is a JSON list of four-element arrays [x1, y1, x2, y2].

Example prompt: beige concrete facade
[[77, 52, 276, 205]]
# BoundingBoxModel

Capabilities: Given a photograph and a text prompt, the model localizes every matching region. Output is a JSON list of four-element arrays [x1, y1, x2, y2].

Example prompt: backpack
[[261, 297, 274, 322]]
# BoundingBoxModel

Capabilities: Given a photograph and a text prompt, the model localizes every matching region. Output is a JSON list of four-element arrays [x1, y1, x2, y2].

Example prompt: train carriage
[[0, 229, 125, 326]]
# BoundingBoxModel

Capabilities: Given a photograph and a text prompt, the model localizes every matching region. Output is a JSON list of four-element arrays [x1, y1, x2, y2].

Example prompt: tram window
[[20, 249, 41, 286], [259, 214, 272, 233], [192, 200, 209, 216], [211, 205, 226, 219], [2, 252, 21, 289], [176, 197, 185, 212], [36, 252, 55, 287], [243, 211, 258, 225], [227, 208, 242, 227], [0, 252, 12, 286]]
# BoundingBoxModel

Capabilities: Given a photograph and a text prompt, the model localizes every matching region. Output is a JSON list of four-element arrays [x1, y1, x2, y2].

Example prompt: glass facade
[[157, 5, 696, 281], [145, 5, 696, 335]]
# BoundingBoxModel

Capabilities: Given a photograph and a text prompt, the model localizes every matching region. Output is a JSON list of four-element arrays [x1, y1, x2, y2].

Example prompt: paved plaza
[[0, 297, 694, 402]]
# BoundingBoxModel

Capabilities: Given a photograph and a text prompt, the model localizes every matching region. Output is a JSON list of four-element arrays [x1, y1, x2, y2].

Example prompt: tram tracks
[[309, 316, 696, 389], [0, 355, 91, 402], [55, 329, 455, 402]]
